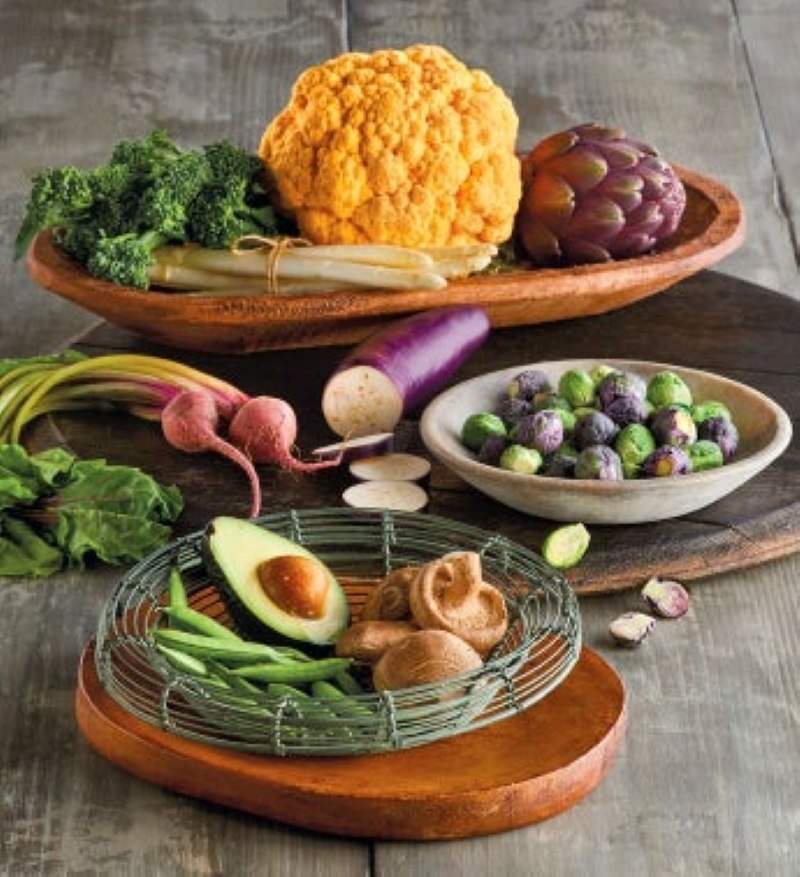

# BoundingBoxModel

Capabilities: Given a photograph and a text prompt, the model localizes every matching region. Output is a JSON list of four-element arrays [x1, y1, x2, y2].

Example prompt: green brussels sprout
[[686, 439, 724, 472], [558, 368, 596, 408], [574, 411, 619, 450], [572, 405, 599, 419], [574, 445, 623, 480], [642, 446, 693, 477], [461, 412, 507, 452], [532, 392, 572, 413], [698, 416, 739, 460], [647, 370, 693, 408], [507, 369, 550, 401], [590, 364, 618, 387], [499, 444, 543, 474], [650, 406, 697, 447], [478, 434, 509, 467], [512, 410, 564, 454], [614, 423, 657, 479], [691, 400, 732, 424]]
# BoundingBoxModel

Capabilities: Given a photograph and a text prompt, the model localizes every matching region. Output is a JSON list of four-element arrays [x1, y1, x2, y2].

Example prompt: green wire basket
[[95, 508, 581, 756]]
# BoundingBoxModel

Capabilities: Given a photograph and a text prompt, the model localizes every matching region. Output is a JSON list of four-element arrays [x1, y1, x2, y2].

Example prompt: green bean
[[333, 669, 365, 695], [156, 643, 210, 677], [311, 680, 374, 719], [232, 657, 352, 685], [153, 628, 292, 664], [206, 659, 264, 696], [167, 566, 188, 609], [162, 605, 241, 642]]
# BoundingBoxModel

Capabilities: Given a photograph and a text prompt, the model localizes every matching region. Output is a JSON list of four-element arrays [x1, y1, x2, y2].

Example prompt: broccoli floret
[[109, 128, 182, 176], [85, 229, 167, 288], [187, 181, 277, 248], [136, 149, 212, 239], [14, 165, 96, 259], [203, 140, 265, 186]]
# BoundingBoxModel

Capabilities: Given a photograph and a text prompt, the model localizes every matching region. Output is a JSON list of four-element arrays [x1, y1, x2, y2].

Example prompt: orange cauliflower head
[[258, 45, 521, 247]]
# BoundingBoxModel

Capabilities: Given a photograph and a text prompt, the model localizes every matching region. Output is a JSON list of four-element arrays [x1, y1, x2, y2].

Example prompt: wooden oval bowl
[[26, 166, 744, 354]]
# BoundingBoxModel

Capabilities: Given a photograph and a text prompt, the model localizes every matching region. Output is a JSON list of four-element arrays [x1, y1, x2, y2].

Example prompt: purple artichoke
[[516, 123, 687, 266]]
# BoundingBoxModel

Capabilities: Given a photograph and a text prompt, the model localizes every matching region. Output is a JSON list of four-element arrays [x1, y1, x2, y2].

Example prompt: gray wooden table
[[1, 2, 798, 874]]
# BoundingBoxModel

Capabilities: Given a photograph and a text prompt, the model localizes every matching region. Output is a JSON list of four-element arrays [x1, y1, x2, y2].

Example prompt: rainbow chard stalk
[[0, 353, 251, 445]]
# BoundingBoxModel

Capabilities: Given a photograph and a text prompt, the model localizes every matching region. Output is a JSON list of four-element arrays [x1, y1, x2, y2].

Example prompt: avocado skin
[[201, 516, 349, 647]]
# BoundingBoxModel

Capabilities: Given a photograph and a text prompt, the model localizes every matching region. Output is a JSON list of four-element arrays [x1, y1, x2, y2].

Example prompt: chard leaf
[[52, 508, 174, 568], [0, 515, 62, 577], [0, 444, 75, 511]]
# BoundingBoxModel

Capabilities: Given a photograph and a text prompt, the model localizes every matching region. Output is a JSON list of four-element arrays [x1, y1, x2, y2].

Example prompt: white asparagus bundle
[[147, 241, 498, 296]]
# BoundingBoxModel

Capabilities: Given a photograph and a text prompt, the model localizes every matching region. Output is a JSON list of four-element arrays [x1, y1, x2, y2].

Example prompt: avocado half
[[203, 516, 349, 645]]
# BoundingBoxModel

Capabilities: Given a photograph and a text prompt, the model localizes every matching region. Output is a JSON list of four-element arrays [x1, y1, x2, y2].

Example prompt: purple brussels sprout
[[574, 445, 624, 480], [507, 369, 551, 401], [597, 370, 646, 410], [641, 446, 693, 477], [604, 393, 649, 427], [650, 406, 697, 447], [478, 434, 509, 467], [573, 410, 620, 450], [495, 396, 533, 428], [514, 410, 564, 454], [698, 415, 739, 460]]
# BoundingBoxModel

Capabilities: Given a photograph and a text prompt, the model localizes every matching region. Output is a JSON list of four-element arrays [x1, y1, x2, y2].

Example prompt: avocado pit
[[256, 554, 330, 619]]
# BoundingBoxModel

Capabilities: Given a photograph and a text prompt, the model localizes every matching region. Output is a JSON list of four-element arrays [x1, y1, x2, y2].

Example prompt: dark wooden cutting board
[[33, 270, 800, 594]]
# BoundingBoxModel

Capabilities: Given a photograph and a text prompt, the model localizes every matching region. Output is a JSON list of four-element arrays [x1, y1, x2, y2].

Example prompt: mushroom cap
[[359, 565, 417, 621], [409, 552, 509, 657], [372, 629, 483, 691], [335, 619, 419, 664]]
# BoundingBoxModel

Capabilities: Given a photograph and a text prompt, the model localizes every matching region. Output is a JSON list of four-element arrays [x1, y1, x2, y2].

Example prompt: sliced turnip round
[[342, 480, 429, 512], [322, 305, 490, 438], [349, 453, 431, 484], [312, 432, 395, 463]]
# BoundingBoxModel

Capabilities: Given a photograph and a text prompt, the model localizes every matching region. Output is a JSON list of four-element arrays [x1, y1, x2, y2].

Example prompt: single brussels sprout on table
[[499, 443, 543, 474], [691, 400, 732, 424], [573, 410, 620, 450], [647, 370, 693, 408], [575, 445, 624, 480], [698, 415, 739, 460], [558, 368, 596, 409], [641, 445, 693, 477], [614, 423, 657, 479], [461, 412, 506, 452], [686, 439, 724, 472], [649, 405, 697, 447], [507, 369, 550, 401]]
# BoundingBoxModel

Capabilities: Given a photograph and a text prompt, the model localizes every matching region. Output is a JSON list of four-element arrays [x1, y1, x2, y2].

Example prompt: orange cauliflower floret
[[258, 45, 521, 247]]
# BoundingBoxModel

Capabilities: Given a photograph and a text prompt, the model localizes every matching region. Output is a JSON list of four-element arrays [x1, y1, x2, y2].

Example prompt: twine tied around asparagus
[[230, 234, 312, 294]]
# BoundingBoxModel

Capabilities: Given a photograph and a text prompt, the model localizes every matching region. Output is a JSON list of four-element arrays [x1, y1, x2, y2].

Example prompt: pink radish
[[161, 389, 262, 517], [228, 396, 343, 472]]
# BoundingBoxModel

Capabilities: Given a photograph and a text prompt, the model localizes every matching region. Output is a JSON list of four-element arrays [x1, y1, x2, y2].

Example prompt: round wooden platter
[[75, 641, 626, 840], [26, 166, 743, 354]]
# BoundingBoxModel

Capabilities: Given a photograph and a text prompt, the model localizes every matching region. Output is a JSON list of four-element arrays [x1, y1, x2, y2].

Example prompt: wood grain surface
[[36, 271, 800, 596], [3, 1, 800, 874], [24, 165, 743, 353], [75, 642, 626, 840]]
